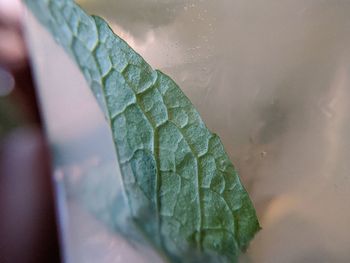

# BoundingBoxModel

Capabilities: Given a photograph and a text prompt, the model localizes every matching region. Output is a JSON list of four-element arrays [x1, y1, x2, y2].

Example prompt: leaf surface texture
[[25, 0, 260, 261]]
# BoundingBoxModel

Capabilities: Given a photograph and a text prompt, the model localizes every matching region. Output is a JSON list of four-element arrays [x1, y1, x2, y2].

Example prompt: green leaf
[[24, 0, 260, 261]]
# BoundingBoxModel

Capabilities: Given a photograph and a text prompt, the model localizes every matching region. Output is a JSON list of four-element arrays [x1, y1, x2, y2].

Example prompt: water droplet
[[260, 151, 267, 158]]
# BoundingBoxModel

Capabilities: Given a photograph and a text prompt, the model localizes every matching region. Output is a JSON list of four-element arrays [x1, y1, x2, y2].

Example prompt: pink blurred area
[[0, 0, 25, 68], [0, 0, 60, 262], [0, 0, 35, 123]]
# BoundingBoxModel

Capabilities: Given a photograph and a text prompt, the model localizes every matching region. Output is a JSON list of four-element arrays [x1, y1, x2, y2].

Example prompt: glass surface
[[27, 1, 350, 262]]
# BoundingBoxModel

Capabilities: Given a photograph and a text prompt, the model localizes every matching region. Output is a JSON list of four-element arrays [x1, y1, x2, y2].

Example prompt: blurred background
[[0, 0, 37, 134], [0, 0, 60, 262]]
